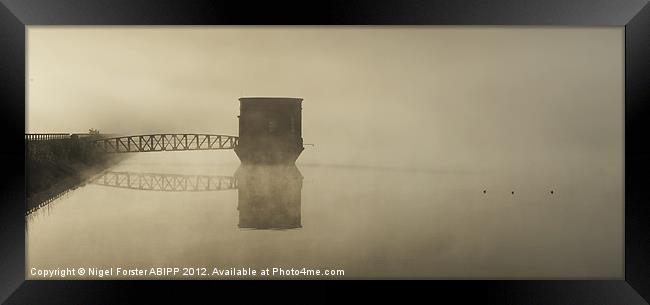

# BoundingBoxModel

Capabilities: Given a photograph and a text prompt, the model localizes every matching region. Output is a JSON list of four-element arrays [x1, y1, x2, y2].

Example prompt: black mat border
[[0, 0, 648, 304]]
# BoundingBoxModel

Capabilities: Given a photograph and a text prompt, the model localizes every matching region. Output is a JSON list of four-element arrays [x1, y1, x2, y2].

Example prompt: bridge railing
[[25, 133, 71, 141]]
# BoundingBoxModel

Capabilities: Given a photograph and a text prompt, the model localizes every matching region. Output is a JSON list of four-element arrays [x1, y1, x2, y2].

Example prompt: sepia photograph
[[25, 26, 623, 279]]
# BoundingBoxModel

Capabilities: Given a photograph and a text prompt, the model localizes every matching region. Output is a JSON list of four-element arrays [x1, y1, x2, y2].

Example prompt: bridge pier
[[234, 97, 304, 165]]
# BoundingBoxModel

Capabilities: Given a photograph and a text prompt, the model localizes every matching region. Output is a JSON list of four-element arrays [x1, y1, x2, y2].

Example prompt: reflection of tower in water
[[235, 165, 303, 229]]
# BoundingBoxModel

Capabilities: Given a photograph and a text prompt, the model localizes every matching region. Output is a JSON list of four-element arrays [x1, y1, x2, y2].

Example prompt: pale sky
[[27, 27, 623, 172]]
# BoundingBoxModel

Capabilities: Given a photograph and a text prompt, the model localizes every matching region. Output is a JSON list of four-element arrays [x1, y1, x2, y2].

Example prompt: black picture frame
[[1, 0, 648, 304]]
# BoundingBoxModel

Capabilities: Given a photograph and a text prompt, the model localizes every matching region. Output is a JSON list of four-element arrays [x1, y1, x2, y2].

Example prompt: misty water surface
[[26, 151, 622, 279]]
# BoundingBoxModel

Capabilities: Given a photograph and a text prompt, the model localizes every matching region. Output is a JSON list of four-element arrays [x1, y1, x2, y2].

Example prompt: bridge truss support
[[94, 134, 239, 153]]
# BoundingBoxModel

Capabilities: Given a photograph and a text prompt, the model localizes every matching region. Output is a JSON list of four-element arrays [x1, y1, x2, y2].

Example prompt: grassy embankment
[[26, 137, 125, 212]]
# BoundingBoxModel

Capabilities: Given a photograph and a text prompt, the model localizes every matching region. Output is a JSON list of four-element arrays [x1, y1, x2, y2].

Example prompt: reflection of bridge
[[94, 134, 239, 153], [30, 166, 303, 230], [90, 171, 238, 192]]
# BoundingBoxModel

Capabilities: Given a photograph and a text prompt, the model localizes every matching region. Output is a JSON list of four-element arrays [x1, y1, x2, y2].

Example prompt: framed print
[[1, 0, 649, 304]]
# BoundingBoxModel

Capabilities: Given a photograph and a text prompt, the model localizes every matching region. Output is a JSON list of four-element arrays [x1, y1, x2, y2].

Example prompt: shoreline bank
[[26, 138, 127, 213]]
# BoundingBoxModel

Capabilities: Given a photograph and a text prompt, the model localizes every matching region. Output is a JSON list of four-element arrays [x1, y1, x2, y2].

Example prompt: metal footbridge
[[93, 134, 239, 153]]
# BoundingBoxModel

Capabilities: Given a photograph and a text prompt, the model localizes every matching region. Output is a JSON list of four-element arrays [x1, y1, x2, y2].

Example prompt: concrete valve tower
[[234, 97, 304, 165]]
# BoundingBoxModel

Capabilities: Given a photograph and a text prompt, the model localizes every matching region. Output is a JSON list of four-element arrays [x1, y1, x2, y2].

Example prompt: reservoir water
[[26, 151, 623, 279]]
